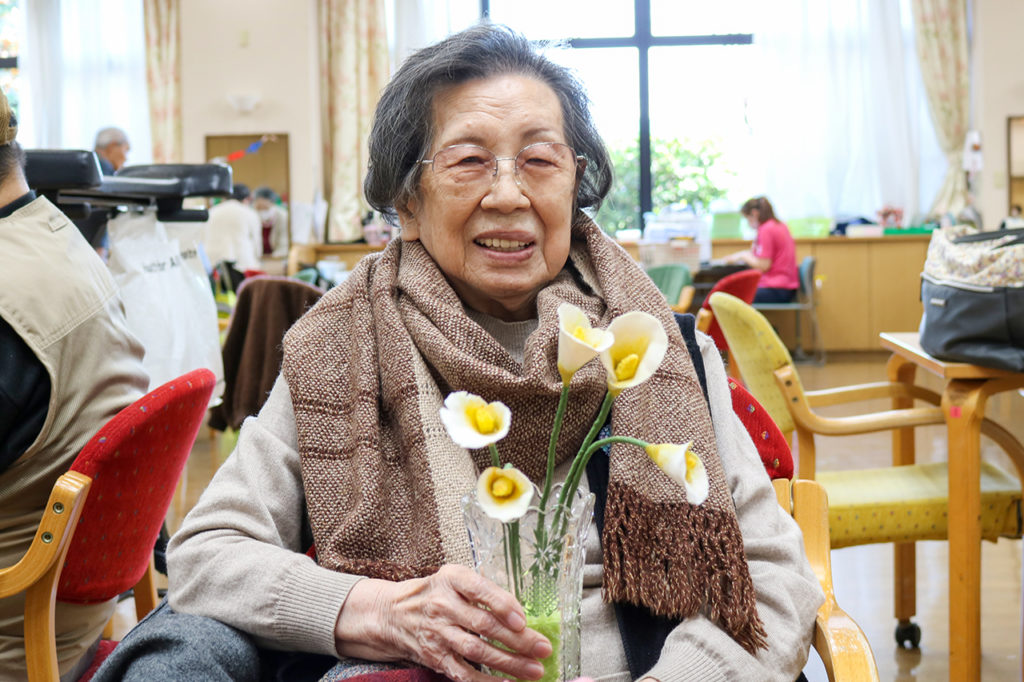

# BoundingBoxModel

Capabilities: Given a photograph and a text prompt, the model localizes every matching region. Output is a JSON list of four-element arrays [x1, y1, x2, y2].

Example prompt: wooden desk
[[879, 332, 1024, 681]]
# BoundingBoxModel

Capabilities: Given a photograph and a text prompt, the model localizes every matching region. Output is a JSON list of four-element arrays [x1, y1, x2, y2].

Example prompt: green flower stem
[[488, 444, 501, 467], [509, 520, 522, 600], [539, 383, 571, 513], [561, 392, 615, 499], [553, 435, 649, 539], [501, 525, 517, 600], [541, 392, 616, 561], [533, 384, 571, 566]]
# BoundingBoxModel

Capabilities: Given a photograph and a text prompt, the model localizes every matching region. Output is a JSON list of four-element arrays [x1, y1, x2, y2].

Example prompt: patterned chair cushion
[[728, 379, 794, 480], [819, 461, 1021, 548], [58, 369, 215, 603]]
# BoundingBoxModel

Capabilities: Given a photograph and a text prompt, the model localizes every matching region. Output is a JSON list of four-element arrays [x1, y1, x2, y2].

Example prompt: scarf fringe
[[602, 481, 768, 655]]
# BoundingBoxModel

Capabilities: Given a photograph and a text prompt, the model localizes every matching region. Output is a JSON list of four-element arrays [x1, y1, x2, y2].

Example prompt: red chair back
[[728, 378, 793, 480], [702, 269, 761, 351], [57, 369, 215, 603]]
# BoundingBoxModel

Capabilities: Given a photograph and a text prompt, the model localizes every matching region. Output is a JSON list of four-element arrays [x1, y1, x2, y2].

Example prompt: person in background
[[723, 196, 799, 303], [80, 127, 132, 259], [252, 185, 289, 258], [93, 126, 131, 175], [0, 90, 149, 680], [203, 183, 263, 272], [1000, 204, 1024, 230]]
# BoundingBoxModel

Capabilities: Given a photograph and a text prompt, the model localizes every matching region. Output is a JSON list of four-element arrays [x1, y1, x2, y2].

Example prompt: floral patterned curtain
[[319, 0, 390, 243], [911, 0, 970, 216], [143, 0, 181, 163]]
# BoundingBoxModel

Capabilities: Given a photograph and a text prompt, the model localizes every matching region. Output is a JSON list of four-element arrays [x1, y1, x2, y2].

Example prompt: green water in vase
[[524, 610, 561, 682]]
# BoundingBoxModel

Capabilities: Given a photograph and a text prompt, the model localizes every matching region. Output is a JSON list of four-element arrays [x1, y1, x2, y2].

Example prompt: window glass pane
[[650, 0, 756, 37], [0, 0, 20, 118], [648, 45, 759, 214], [546, 47, 639, 234], [489, 0, 634, 40]]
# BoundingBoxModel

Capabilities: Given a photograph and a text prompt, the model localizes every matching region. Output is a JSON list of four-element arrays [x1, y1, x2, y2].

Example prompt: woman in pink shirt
[[723, 197, 799, 303]]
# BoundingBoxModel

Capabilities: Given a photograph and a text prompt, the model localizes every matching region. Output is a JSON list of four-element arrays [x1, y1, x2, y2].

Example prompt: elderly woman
[[95, 25, 821, 682]]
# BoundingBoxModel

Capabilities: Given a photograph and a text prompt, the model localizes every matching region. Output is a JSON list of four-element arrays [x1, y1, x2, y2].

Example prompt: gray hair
[[364, 23, 613, 226], [94, 126, 128, 150]]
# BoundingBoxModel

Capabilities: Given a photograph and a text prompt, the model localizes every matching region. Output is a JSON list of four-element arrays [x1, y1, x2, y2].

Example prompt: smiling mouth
[[475, 238, 533, 252]]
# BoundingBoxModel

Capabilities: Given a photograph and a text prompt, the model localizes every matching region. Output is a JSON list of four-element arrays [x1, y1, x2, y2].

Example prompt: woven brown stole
[[282, 218, 766, 654]]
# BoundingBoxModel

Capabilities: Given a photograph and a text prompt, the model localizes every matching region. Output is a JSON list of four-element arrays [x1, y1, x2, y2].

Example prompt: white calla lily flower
[[599, 311, 668, 396], [439, 391, 511, 449], [557, 303, 614, 383], [476, 466, 534, 522], [645, 442, 709, 505]]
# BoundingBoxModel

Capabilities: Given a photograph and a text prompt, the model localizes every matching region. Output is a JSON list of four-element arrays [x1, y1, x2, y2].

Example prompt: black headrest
[[24, 150, 103, 191], [116, 163, 233, 198], [58, 163, 233, 222]]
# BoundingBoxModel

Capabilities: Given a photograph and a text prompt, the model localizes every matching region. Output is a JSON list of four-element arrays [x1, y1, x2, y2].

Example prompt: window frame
[[481, 0, 752, 230]]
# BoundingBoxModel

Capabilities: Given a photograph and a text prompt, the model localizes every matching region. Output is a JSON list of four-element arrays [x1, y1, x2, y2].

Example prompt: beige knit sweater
[[167, 330, 822, 681]]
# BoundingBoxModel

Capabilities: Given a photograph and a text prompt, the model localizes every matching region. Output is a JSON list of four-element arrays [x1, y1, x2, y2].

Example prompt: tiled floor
[[119, 351, 1024, 681]]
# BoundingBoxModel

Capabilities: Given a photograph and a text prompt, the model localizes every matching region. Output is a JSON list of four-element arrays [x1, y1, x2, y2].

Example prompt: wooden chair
[[710, 291, 1024, 648], [0, 369, 216, 681], [645, 263, 696, 313], [775, 479, 879, 682], [729, 379, 877, 680]]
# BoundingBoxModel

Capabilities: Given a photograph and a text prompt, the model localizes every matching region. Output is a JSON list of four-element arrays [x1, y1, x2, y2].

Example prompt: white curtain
[[386, 0, 478, 71], [20, 0, 152, 161], [749, 0, 945, 223]]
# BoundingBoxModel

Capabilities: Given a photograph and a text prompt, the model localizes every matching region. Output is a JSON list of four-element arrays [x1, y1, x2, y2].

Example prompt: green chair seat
[[645, 264, 692, 305], [819, 461, 1021, 549]]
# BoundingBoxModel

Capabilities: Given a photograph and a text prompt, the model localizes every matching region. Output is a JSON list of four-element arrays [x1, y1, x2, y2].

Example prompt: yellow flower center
[[572, 324, 605, 350], [685, 450, 700, 483], [610, 337, 649, 383], [466, 403, 501, 434], [490, 476, 515, 500], [614, 353, 640, 381]]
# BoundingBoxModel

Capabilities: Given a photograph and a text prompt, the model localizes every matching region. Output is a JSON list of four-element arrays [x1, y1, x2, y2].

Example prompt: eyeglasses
[[418, 142, 584, 199]]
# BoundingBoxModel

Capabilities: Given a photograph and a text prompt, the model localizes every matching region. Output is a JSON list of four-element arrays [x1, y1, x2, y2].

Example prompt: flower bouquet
[[442, 304, 710, 682]]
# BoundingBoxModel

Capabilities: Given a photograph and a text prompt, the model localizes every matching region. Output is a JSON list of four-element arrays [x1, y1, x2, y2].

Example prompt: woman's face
[[399, 74, 576, 321], [744, 208, 761, 229]]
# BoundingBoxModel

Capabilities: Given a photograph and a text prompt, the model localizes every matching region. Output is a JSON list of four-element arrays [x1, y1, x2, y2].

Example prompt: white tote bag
[[107, 211, 225, 403]]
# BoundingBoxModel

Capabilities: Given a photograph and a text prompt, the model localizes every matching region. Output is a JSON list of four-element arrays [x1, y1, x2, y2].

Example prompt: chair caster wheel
[[895, 621, 921, 649]]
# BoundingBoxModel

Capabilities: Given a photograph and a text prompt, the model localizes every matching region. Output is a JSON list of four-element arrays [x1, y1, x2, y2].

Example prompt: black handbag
[[919, 227, 1024, 371]]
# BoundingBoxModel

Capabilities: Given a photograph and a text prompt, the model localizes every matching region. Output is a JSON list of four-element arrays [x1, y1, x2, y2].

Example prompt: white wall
[[973, 0, 1024, 226], [180, 0, 321, 207]]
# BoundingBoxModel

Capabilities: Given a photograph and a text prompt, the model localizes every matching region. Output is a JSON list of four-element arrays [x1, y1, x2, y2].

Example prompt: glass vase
[[461, 483, 595, 682]]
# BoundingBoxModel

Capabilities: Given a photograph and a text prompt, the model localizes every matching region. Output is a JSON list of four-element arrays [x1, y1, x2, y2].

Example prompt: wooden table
[[879, 332, 1024, 680]]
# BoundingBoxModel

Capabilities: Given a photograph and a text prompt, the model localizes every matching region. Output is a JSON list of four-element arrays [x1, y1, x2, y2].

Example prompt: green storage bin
[[711, 212, 744, 239], [787, 217, 832, 238]]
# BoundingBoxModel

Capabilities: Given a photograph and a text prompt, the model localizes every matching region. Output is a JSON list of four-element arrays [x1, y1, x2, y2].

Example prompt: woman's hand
[[334, 564, 553, 682]]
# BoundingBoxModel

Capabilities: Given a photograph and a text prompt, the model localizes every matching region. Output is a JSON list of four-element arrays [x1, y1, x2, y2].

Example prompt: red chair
[[695, 269, 761, 379], [0, 368, 216, 682], [727, 380, 878, 680]]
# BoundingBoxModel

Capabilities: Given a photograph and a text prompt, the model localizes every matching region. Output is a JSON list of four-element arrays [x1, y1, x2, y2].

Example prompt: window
[[482, 0, 753, 233], [0, 0, 21, 119]]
